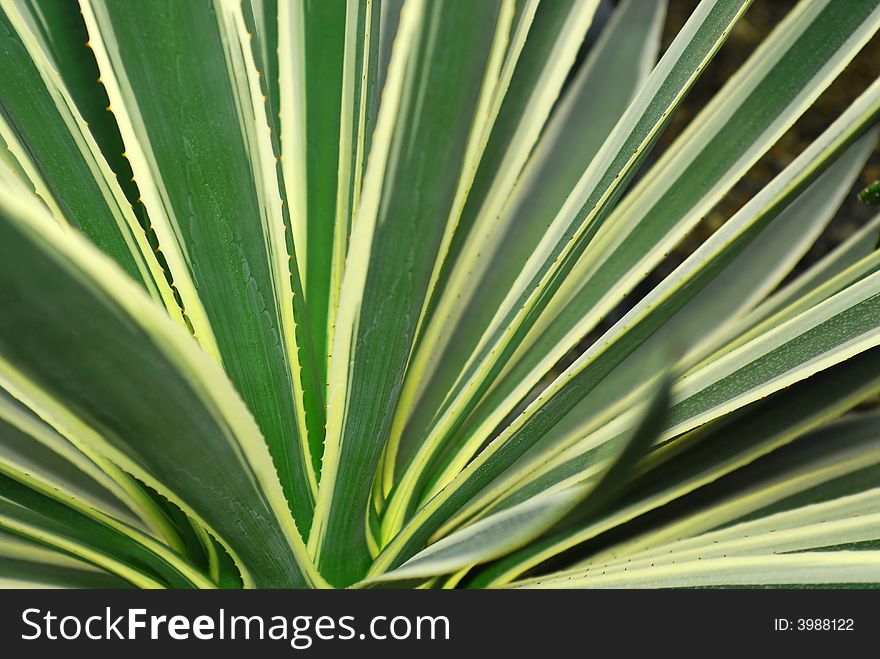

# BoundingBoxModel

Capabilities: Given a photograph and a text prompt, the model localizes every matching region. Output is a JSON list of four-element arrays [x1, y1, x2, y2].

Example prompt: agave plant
[[0, 0, 879, 590]]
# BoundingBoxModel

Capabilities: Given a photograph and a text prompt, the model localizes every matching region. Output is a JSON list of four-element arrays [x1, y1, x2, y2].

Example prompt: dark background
[[660, 0, 880, 275]]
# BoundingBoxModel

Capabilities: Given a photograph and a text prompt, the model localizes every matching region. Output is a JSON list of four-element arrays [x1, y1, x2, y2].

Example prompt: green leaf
[[310, 0, 505, 586], [0, 177, 323, 588], [696, 213, 880, 366], [0, 1, 175, 311], [371, 487, 589, 583], [80, 0, 318, 529], [860, 178, 880, 204], [377, 0, 522, 501], [0, 399, 144, 530], [0, 529, 92, 568], [751, 213, 880, 322]]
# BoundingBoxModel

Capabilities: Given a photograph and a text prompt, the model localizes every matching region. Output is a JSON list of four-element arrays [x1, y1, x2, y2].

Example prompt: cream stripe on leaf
[[278, 0, 309, 289]]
